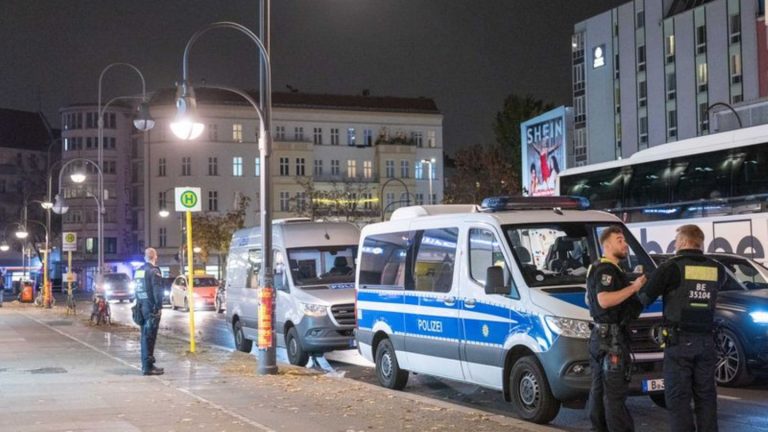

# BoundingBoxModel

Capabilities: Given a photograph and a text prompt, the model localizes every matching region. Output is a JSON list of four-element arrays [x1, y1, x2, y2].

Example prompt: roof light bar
[[480, 196, 591, 212]]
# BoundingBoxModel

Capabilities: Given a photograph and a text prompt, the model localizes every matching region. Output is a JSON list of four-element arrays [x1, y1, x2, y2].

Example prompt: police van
[[226, 219, 359, 365], [355, 197, 665, 424]]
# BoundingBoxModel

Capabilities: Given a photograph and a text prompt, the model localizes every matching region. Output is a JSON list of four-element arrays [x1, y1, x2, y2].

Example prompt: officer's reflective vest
[[586, 258, 625, 324], [134, 265, 149, 301], [666, 255, 719, 333]]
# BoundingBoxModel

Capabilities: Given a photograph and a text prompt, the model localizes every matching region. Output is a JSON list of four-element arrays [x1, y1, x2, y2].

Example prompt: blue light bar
[[480, 196, 591, 212]]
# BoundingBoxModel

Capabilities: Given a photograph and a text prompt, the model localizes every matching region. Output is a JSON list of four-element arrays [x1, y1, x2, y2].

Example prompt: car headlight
[[545, 316, 592, 339], [103, 283, 112, 293], [749, 311, 768, 324], [300, 302, 328, 317], [128, 281, 136, 292], [164, 290, 170, 296]]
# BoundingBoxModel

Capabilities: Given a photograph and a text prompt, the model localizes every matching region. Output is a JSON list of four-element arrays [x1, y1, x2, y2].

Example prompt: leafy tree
[[493, 94, 553, 181], [191, 195, 251, 278], [444, 143, 519, 204], [292, 176, 379, 224]]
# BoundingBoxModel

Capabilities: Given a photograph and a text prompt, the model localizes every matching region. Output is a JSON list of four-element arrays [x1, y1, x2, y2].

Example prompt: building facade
[[573, 0, 765, 165], [134, 89, 444, 274]]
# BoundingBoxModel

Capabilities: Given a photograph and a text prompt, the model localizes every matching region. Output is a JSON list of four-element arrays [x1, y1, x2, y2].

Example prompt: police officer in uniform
[[134, 247, 164, 376], [638, 225, 725, 432], [587, 225, 646, 432]]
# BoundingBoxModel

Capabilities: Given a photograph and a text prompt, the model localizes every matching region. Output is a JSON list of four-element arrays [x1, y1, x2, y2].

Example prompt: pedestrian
[[586, 225, 646, 432], [134, 247, 165, 376], [637, 224, 725, 432]]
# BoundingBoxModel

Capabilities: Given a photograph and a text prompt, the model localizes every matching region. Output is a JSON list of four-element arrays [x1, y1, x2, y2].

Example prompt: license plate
[[642, 378, 664, 392], [349, 339, 358, 348]]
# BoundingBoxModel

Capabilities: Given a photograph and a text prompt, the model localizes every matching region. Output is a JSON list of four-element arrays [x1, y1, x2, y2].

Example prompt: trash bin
[[19, 281, 34, 303]]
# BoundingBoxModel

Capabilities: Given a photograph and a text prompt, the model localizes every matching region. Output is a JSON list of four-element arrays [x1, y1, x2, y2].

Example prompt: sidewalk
[[0, 301, 563, 432]]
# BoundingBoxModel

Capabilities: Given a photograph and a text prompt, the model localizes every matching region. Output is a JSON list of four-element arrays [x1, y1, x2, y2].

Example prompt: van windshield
[[503, 222, 654, 288], [104, 273, 130, 282], [287, 246, 358, 289]]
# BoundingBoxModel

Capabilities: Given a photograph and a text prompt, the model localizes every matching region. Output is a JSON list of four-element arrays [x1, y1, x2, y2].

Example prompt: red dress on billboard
[[539, 149, 551, 183]]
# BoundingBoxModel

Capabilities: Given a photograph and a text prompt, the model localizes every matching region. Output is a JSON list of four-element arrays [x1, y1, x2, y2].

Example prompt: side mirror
[[484, 266, 507, 295]]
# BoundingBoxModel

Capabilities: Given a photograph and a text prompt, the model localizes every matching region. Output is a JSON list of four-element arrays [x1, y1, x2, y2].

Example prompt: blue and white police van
[[355, 197, 665, 424]]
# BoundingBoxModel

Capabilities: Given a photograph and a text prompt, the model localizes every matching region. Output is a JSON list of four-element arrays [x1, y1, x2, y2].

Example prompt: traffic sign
[[65, 273, 77, 282], [175, 187, 202, 212], [62, 232, 77, 252]]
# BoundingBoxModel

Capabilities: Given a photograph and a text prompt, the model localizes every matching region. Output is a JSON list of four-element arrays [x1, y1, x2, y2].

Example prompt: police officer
[[587, 225, 646, 432], [638, 225, 725, 432], [134, 247, 164, 376]]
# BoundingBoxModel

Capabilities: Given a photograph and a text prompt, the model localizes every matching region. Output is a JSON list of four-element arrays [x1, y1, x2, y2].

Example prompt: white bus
[[558, 124, 768, 262]]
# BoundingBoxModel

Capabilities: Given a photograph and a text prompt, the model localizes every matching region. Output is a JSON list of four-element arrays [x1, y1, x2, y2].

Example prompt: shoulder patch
[[601, 273, 613, 286]]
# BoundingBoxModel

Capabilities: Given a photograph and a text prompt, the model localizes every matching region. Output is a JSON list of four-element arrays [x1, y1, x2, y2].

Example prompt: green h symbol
[[181, 191, 197, 208]]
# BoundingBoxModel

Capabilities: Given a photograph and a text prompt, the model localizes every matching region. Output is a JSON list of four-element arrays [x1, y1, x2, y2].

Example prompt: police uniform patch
[[601, 273, 613, 286]]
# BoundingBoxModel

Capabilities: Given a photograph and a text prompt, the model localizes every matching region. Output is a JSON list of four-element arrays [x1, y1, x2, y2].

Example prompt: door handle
[[464, 298, 477, 308], [443, 296, 456, 306]]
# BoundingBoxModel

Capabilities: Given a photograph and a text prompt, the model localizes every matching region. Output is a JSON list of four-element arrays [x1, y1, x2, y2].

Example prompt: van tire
[[509, 356, 560, 424], [234, 320, 253, 353], [286, 327, 309, 366], [375, 339, 408, 390]]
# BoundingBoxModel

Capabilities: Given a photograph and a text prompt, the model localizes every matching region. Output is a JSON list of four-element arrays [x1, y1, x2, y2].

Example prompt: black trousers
[[588, 329, 634, 432], [664, 332, 718, 432], [140, 301, 161, 372]]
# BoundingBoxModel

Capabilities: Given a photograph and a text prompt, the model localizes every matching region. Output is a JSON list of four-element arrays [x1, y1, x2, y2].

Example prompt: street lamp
[[421, 158, 436, 205], [174, 21, 275, 375], [14, 228, 28, 239], [70, 167, 87, 184], [54, 157, 105, 290], [0, 242, 8, 252], [97, 62, 155, 281], [193, 246, 202, 254], [170, 83, 205, 140]]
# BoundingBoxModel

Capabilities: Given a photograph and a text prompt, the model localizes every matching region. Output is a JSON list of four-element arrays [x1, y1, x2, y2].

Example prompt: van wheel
[[234, 320, 253, 353], [650, 393, 666, 409], [286, 327, 309, 366], [375, 338, 408, 390], [509, 356, 560, 424]]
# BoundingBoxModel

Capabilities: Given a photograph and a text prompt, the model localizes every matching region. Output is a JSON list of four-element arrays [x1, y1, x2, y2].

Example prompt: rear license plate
[[349, 339, 357, 348], [642, 378, 664, 392]]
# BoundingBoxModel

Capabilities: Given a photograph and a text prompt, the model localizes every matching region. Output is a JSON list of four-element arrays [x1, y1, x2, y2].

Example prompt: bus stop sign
[[175, 187, 202, 212]]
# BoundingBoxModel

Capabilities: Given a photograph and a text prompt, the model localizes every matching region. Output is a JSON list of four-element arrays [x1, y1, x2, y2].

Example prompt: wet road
[[108, 302, 768, 432]]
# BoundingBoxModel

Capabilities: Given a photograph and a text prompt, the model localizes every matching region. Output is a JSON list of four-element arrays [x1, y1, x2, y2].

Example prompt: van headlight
[[128, 281, 136, 292], [301, 303, 328, 317], [545, 316, 591, 339]]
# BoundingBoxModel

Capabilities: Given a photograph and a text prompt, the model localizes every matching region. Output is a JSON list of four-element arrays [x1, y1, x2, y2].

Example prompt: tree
[[191, 195, 251, 278], [444, 143, 519, 204], [292, 176, 380, 224], [493, 94, 553, 182]]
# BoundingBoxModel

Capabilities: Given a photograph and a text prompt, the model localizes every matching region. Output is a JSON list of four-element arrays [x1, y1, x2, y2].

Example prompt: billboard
[[520, 107, 570, 197]]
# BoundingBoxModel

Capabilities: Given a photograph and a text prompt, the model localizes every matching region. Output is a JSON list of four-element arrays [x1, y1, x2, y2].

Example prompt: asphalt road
[[106, 301, 768, 432]]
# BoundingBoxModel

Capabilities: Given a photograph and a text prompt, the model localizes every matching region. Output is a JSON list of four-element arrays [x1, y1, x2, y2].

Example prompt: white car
[[169, 275, 218, 311]]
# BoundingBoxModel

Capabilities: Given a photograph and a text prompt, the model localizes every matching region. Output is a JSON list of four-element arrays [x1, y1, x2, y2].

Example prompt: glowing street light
[[170, 83, 205, 140], [70, 168, 87, 184]]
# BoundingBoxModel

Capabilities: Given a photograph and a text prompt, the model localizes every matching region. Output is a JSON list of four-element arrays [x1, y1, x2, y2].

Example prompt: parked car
[[169, 274, 218, 311], [161, 277, 174, 306], [101, 273, 134, 302], [649, 253, 768, 386]]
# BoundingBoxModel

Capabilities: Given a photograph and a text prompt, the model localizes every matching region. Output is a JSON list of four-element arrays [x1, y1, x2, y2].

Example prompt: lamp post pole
[[175, 21, 275, 375], [421, 158, 436, 205], [97, 63, 153, 286]]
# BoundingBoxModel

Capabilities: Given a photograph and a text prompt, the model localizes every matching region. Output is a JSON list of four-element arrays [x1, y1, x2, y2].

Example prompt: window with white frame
[[362, 192, 372, 210], [331, 160, 340, 176], [233, 157, 243, 176], [729, 14, 741, 43], [415, 161, 423, 179], [279, 191, 290, 212], [182, 157, 191, 176], [347, 160, 357, 178], [400, 160, 410, 178], [295, 192, 306, 211], [330, 128, 339, 145], [159, 227, 167, 248], [347, 128, 356, 146], [411, 131, 423, 147], [279, 157, 289, 176], [385, 192, 395, 210], [208, 157, 218, 176], [730, 53, 742, 83], [665, 35, 675, 61], [385, 160, 395, 178], [415, 193, 424, 205], [314, 159, 323, 176], [233, 123, 243, 143], [427, 130, 436, 147], [668, 109, 677, 138], [697, 63, 708, 91], [363, 160, 372, 179], [364, 129, 373, 146], [296, 158, 305, 176], [208, 123, 218, 141], [254, 157, 261, 176], [275, 126, 285, 141], [313, 127, 322, 145], [208, 190, 219, 212], [696, 25, 707, 54], [295, 126, 304, 141]]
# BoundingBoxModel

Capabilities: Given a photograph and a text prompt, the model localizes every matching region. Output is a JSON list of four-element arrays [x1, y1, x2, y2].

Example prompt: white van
[[355, 197, 665, 424], [226, 219, 360, 365]]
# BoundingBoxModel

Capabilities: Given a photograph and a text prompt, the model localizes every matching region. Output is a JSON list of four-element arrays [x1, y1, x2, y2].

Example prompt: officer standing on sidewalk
[[134, 247, 164, 376], [587, 225, 646, 432], [638, 225, 725, 432]]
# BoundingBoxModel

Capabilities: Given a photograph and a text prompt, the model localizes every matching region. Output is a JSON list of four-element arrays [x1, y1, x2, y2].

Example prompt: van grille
[[628, 318, 663, 354], [331, 303, 355, 326]]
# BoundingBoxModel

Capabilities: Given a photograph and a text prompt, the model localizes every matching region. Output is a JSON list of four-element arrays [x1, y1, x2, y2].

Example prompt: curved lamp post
[[172, 22, 275, 373], [379, 178, 413, 221]]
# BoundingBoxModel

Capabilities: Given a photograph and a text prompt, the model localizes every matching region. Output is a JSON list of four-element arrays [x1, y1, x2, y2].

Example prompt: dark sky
[[0, 0, 624, 155]]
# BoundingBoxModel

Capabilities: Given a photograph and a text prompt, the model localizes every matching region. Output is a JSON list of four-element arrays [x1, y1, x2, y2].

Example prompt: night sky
[[1, 0, 625, 155]]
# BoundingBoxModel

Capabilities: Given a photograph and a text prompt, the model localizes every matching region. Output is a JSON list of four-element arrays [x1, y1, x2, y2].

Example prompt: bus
[[557, 124, 768, 262]]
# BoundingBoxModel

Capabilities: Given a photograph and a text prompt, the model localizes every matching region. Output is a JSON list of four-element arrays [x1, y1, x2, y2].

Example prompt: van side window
[[359, 231, 411, 290], [246, 248, 262, 289], [469, 228, 519, 299], [413, 228, 458, 293]]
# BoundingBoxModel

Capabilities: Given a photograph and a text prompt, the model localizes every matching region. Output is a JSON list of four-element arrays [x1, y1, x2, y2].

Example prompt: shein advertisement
[[520, 107, 569, 197]]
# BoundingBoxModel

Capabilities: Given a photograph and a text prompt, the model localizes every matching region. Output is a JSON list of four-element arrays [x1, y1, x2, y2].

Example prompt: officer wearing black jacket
[[638, 224, 725, 432], [134, 247, 164, 376], [587, 225, 646, 432]]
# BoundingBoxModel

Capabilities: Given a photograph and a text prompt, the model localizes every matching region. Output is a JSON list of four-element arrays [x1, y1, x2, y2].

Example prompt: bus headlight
[[545, 316, 592, 339], [301, 303, 328, 317]]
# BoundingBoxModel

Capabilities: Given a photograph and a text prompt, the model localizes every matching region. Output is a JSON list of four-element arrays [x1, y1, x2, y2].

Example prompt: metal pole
[[428, 161, 434, 204], [186, 210, 196, 353]]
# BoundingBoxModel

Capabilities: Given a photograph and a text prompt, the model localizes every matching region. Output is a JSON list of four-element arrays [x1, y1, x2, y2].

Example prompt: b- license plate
[[642, 378, 665, 392]]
